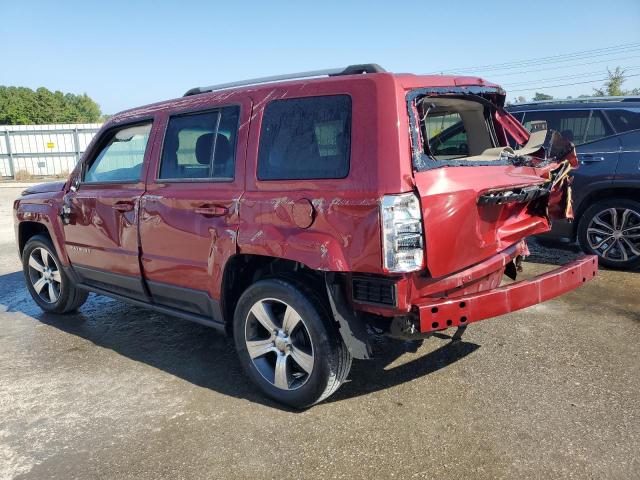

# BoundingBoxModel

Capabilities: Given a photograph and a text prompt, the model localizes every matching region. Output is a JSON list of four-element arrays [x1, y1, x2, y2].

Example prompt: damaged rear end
[[358, 81, 596, 341]]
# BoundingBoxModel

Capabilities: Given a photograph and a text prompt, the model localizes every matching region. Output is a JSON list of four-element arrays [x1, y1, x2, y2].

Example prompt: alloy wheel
[[586, 207, 640, 263], [27, 247, 62, 303], [244, 298, 314, 390]]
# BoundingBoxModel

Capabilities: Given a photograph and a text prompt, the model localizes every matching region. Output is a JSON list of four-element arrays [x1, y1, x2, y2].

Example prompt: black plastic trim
[[351, 275, 397, 307], [73, 265, 148, 301], [146, 280, 223, 320], [76, 283, 225, 332], [325, 273, 372, 360]]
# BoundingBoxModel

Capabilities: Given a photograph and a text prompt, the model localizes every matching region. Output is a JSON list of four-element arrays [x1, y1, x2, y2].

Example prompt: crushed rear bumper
[[416, 255, 598, 333]]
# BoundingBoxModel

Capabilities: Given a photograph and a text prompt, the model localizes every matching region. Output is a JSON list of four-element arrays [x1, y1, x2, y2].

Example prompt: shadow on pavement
[[525, 238, 639, 272], [0, 270, 478, 411]]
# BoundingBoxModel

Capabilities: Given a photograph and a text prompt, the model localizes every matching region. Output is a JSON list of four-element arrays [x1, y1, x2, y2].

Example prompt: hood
[[21, 181, 66, 195]]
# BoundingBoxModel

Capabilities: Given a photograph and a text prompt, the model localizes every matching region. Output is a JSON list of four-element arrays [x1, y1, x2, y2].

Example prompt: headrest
[[195, 133, 231, 165], [195, 133, 214, 165]]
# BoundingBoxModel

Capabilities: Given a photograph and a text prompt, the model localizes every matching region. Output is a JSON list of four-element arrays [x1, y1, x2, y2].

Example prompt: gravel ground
[[0, 184, 638, 480]]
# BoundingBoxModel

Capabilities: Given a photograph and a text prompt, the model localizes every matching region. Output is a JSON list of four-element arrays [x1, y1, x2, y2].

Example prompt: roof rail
[[512, 95, 640, 106], [183, 64, 386, 96]]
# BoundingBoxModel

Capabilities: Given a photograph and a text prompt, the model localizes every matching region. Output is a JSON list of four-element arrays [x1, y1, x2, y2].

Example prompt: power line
[[508, 73, 640, 93], [457, 47, 640, 74], [432, 42, 640, 74], [487, 54, 640, 78], [503, 65, 640, 87]]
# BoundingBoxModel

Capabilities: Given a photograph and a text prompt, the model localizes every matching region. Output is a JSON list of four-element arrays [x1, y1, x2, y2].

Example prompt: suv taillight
[[380, 192, 425, 273]]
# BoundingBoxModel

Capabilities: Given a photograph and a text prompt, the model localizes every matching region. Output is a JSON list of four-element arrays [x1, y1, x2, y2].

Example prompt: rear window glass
[[605, 109, 640, 133], [420, 97, 493, 160], [257, 95, 351, 180]]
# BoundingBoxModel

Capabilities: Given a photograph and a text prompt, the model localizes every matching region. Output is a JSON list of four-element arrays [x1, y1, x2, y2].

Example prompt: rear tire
[[233, 277, 352, 408], [22, 235, 88, 313], [577, 198, 640, 270]]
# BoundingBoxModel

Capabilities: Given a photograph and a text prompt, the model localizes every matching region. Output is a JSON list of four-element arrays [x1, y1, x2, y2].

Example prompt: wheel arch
[[18, 221, 53, 255], [573, 186, 640, 237], [220, 254, 326, 333]]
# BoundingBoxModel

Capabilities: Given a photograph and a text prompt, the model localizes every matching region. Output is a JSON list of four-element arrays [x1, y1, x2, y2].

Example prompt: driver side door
[[62, 120, 156, 301]]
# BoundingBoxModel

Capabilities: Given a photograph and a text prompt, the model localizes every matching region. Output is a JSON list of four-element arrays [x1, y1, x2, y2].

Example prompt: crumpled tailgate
[[414, 163, 570, 278]]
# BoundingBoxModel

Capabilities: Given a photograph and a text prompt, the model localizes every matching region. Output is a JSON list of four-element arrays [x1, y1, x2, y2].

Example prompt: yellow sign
[[46, 142, 55, 149]]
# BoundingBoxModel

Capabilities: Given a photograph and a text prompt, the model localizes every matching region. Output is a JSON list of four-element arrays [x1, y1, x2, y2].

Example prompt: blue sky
[[2, 0, 639, 114]]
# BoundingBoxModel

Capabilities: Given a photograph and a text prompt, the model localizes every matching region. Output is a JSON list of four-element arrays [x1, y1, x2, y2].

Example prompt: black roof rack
[[183, 63, 386, 96]]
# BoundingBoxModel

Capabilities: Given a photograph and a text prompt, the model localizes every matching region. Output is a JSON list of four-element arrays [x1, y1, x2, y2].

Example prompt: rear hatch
[[407, 86, 575, 278]]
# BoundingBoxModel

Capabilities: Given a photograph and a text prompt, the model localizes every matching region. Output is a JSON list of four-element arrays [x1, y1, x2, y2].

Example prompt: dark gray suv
[[507, 97, 640, 269]]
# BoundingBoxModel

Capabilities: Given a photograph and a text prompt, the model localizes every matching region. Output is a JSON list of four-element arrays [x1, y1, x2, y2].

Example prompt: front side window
[[159, 106, 240, 180], [84, 123, 152, 183], [258, 95, 351, 180], [605, 108, 640, 134]]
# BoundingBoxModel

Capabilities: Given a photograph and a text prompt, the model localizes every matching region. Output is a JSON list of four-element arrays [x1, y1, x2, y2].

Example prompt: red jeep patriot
[[14, 64, 597, 407]]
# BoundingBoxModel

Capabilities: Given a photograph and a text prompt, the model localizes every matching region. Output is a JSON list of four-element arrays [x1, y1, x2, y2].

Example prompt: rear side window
[[84, 123, 152, 183], [522, 110, 612, 145], [257, 95, 351, 180], [159, 106, 240, 180], [605, 109, 640, 133]]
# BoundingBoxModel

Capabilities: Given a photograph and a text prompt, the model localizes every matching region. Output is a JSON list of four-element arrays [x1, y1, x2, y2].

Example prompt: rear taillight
[[380, 192, 424, 273]]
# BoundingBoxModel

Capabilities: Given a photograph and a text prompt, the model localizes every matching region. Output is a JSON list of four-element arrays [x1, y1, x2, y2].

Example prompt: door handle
[[195, 205, 228, 217], [579, 154, 605, 163], [113, 202, 134, 212]]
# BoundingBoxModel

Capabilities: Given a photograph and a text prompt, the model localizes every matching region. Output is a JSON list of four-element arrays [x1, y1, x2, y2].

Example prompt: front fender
[[14, 194, 69, 265]]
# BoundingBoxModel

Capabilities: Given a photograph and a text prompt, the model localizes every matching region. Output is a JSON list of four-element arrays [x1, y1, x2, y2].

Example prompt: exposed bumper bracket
[[416, 255, 598, 334]]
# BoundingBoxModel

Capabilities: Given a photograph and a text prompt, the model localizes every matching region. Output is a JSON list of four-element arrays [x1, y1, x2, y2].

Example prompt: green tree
[[0, 86, 102, 124], [593, 67, 627, 96], [533, 92, 553, 101]]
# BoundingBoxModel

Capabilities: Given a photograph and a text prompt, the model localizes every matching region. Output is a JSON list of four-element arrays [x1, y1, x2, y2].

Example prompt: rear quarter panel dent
[[237, 196, 382, 272]]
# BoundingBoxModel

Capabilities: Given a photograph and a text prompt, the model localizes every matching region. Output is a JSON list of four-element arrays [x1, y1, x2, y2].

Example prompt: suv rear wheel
[[22, 235, 89, 313], [577, 198, 640, 270], [233, 278, 352, 408]]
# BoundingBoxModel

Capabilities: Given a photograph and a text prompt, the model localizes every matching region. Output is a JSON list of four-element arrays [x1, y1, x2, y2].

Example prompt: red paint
[[14, 70, 595, 332], [417, 255, 598, 333]]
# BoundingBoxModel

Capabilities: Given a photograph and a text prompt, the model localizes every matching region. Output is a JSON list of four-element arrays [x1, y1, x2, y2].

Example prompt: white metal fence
[[0, 123, 102, 179]]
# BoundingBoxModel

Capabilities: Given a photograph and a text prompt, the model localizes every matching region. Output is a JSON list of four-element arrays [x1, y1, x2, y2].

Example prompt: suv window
[[258, 95, 351, 180], [419, 97, 493, 160], [424, 113, 469, 157], [522, 110, 612, 145], [84, 123, 152, 183], [159, 106, 240, 180], [605, 108, 640, 133]]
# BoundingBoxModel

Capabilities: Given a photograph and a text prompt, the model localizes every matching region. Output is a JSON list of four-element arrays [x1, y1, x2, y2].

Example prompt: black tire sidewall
[[577, 198, 640, 270], [233, 278, 341, 408], [22, 235, 73, 313]]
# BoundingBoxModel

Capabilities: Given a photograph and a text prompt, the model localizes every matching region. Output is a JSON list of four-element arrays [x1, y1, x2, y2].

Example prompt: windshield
[[419, 97, 495, 161]]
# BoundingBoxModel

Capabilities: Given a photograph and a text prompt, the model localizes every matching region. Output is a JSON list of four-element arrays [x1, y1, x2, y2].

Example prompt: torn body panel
[[406, 87, 577, 278]]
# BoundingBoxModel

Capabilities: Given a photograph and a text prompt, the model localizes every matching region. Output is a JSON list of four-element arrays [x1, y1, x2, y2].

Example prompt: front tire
[[22, 235, 88, 313], [233, 278, 352, 408], [577, 198, 640, 270]]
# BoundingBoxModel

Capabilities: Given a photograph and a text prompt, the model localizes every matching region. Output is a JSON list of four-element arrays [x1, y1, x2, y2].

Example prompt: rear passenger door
[[604, 108, 640, 184], [521, 109, 619, 209], [139, 100, 249, 321]]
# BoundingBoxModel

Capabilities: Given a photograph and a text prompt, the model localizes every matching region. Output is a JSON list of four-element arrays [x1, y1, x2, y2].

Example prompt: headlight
[[380, 192, 425, 273]]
